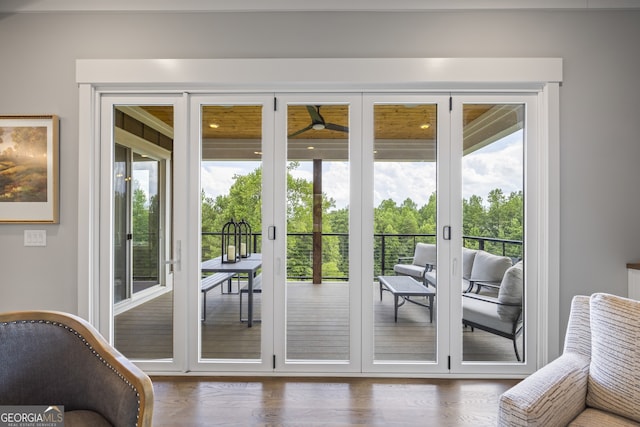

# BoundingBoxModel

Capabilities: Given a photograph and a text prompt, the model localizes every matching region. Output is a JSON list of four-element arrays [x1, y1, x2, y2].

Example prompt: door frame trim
[[77, 57, 562, 368]]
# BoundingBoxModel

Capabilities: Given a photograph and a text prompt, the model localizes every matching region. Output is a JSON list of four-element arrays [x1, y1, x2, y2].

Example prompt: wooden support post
[[313, 159, 322, 284]]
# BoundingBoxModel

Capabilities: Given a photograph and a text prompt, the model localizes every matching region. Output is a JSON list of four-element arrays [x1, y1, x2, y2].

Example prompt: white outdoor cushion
[[469, 250, 512, 283], [413, 242, 436, 267], [497, 261, 523, 321], [462, 248, 477, 280], [586, 293, 640, 423], [424, 270, 437, 287], [462, 296, 514, 335], [393, 263, 425, 278]]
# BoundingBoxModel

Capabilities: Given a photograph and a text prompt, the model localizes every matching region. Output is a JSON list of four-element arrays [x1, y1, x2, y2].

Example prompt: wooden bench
[[239, 274, 262, 322], [201, 272, 237, 322]]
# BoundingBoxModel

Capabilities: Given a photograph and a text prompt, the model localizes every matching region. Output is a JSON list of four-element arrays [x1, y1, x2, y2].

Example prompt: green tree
[[132, 186, 149, 244], [200, 160, 524, 277]]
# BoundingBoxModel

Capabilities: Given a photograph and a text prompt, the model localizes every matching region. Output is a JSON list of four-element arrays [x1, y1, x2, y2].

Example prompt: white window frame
[[76, 58, 562, 368]]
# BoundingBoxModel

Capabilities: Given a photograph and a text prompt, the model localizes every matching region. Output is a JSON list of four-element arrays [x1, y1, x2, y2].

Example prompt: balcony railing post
[[380, 234, 386, 276]]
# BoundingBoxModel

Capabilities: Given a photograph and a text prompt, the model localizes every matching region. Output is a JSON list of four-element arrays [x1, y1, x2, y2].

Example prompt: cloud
[[201, 162, 259, 199], [200, 131, 523, 209], [374, 162, 436, 207], [462, 134, 523, 202]]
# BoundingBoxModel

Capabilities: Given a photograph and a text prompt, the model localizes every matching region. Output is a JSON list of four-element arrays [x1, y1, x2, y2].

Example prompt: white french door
[[100, 94, 186, 373], [362, 94, 453, 374], [273, 94, 363, 373], [188, 94, 275, 372], [98, 91, 538, 376], [449, 94, 538, 375]]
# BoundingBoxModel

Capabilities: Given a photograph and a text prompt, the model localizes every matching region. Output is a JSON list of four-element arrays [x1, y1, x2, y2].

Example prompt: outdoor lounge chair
[[462, 261, 524, 361], [394, 243, 513, 293], [393, 242, 437, 287], [0, 310, 154, 427]]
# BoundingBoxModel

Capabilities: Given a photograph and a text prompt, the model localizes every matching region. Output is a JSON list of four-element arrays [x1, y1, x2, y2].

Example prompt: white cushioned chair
[[393, 243, 513, 293], [0, 310, 154, 427], [498, 293, 640, 426], [466, 249, 513, 293], [462, 261, 524, 361], [393, 242, 437, 286]]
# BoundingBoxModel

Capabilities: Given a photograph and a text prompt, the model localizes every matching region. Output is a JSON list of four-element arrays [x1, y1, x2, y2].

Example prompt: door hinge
[[449, 96, 453, 112], [448, 355, 451, 370], [126, 233, 133, 240], [274, 97, 277, 111], [273, 354, 276, 369]]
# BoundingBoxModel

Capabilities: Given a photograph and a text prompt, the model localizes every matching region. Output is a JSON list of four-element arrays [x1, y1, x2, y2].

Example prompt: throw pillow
[[469, 250, 512, 283], [586, 293, 640, 423], [497, 261, 523, 321], [462, 248, 477, 280]]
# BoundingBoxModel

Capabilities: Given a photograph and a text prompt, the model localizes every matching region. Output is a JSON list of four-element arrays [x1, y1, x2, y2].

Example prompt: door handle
[[443, 226, 451, 240], [165, 239, 181, 271]]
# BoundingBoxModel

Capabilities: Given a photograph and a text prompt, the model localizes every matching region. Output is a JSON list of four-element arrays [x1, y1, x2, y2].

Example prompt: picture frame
[[0, 115, 59, 223]]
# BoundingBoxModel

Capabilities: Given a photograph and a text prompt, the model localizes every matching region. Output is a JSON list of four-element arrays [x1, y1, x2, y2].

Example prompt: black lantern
[[221, 219, 239, 263], [238, 219, 252, 258]]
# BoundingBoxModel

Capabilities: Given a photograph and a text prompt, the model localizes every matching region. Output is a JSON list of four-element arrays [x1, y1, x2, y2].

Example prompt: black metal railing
[[201, 231, 522, 281]]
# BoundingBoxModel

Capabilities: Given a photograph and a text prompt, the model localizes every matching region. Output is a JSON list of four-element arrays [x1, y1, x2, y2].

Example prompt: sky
[[201, 129, 523, 209]]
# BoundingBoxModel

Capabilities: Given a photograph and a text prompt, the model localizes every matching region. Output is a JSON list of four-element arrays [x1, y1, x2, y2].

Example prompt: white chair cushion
[[462, 296, 514, 335], [586, 293, 640, 423], [497, 261, 523, 321], [413, 242, 436, 267], [393, 263, 425, 278], [424, 270, 437, 287], [462, 248, 477, 280], [469, 250, 512, 283]]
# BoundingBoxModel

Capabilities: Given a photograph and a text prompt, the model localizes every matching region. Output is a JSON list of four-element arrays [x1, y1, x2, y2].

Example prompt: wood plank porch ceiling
[[140, 103, 521, 161]]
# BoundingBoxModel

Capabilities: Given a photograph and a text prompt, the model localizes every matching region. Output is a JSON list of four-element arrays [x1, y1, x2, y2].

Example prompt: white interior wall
[[1, 10, 639, 349]]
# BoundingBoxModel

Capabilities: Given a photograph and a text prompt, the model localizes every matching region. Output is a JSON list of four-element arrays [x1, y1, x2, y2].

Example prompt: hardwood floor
[[122, 283, 522, 424], [151, 376, 519, 426]]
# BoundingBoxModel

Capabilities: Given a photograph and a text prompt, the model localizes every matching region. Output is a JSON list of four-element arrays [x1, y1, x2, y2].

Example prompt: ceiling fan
[[288, 105, 349, 138]]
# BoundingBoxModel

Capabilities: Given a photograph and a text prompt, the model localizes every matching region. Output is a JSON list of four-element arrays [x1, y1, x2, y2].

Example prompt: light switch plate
[[24, 230, 47, 247]]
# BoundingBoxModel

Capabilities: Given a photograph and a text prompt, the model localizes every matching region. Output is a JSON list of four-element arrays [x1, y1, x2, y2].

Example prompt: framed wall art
[[0, 115, 59, 223]]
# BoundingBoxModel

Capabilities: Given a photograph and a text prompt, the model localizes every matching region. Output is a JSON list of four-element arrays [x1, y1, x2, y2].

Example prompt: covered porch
[[115, 280, 521, 363]]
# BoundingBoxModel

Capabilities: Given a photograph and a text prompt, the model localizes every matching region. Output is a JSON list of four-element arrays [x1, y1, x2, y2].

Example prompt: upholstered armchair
[[498, 293, 640, 426], [0, 310, 153, 427]]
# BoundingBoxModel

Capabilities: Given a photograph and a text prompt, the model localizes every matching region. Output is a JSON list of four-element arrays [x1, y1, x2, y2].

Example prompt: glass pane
[[286, 104, 350, 361], [200, 105, 263, 360], [114, 144, 128, 304], [461, 103, 524, 363], [132, 153, 160, 294], [113, 105, 174, 360], [373, 104, 438, 362]]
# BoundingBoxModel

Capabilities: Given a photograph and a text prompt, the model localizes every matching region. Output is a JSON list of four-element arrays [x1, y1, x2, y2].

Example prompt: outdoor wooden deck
[[115, 281, 521, 363]]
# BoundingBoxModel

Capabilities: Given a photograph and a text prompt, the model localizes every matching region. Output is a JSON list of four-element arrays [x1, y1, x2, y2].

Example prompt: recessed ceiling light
[[307, 146, 315, 150], [420, 123, 431, 129], [209, 123, 220, 129], [254, 151, 263, 155]]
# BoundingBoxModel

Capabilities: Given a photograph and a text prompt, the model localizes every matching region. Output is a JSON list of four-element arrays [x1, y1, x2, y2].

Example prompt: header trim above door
[[76, 58, 562, 91]]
